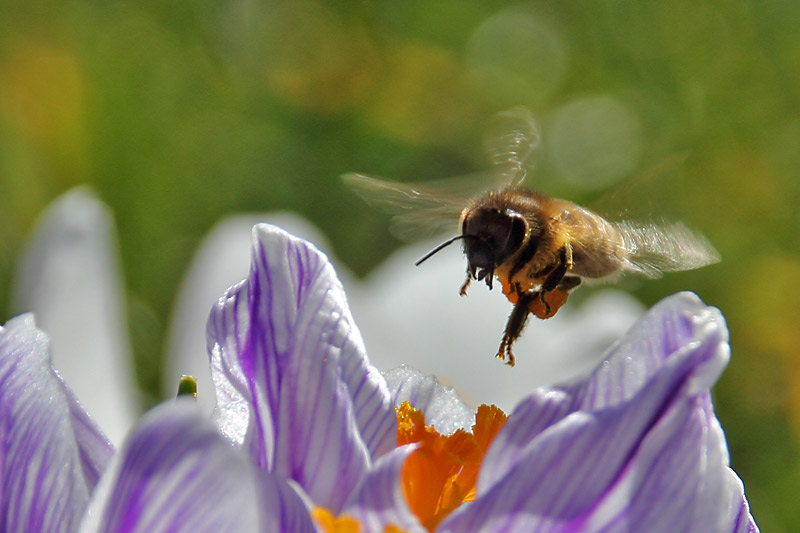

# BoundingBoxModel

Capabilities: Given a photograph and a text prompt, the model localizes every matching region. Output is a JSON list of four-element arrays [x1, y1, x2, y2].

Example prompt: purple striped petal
[[0, 314, 113, 533], [578, 394, 756, 533], [477, 292, 728, 489], [206, 224, 396, 512], [342, 445, 424, 533], [437, 292, 757, 532], [80, 400, 316, 533]]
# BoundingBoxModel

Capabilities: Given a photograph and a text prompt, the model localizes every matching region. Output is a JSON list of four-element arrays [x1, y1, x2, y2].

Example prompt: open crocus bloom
[[0, 223, 757, 532]]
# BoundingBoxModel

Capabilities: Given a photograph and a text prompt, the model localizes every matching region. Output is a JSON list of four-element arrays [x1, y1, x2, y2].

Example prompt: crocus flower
[[0, 223, 757, 532]]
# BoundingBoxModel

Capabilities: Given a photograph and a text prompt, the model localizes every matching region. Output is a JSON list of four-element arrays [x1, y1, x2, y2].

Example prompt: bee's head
[[461, 207, 527, 288]]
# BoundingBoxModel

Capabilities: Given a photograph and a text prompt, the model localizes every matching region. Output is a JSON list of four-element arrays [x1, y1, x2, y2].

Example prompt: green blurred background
[[1, 1, 797, 529]]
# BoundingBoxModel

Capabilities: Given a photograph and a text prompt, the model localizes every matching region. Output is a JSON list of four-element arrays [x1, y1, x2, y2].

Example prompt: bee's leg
[[541, 244, 573, 292], [459, 265, 475, 296], [459, 276, 471, 296], [497, 291, 537, 367], [509, 231, 542, 280], [557, 276, 582, 292], [538, 244, 574, 315]]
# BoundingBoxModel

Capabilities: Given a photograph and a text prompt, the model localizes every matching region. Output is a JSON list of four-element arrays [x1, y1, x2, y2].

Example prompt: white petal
[[13, 187, 138, 445], [383, 365, 474, 434]]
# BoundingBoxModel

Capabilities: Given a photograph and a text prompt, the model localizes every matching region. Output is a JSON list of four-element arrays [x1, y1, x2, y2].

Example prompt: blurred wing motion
[[482, 106, 541, 187], [614, 219, 720, 278], [343, 108, 541, 240], [341, 172, 469, 240]]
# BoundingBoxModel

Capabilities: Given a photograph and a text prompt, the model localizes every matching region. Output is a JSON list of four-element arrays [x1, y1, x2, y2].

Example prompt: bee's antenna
[[415, 235, 477, 266]]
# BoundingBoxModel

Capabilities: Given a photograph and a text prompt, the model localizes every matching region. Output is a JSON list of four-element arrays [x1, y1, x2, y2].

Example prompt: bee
[[343, 109, 719, 366]]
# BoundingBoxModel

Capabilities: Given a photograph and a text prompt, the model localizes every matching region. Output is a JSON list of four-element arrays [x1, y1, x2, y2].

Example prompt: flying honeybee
[[343, 108, 719, 366]]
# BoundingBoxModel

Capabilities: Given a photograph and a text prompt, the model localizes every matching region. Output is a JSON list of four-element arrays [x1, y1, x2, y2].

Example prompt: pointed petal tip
[[251, 222, 324, 255], [208, 221, 396, 511], [641, 291, 730, 395], [14, 186, 138, 446], [594, 290, 729, 390], [651, 291, 726, 335]]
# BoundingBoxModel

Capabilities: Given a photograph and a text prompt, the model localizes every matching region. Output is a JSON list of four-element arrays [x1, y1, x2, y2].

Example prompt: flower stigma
[[396, 402, 507, 531]]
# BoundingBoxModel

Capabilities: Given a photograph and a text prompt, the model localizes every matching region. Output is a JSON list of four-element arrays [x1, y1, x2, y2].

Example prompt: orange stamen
[[396, 402, 507, 531]]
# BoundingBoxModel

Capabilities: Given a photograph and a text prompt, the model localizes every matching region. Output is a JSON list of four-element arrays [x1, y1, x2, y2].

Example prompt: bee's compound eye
[[499, 212, 526, 259]]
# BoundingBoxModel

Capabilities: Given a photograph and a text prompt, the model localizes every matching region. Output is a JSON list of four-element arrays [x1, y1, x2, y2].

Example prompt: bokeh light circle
[[546, 95, 643, 190], [465, 8, 567, 105]]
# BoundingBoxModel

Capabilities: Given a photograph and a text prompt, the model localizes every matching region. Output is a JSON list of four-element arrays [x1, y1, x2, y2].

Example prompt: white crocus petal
[[348, 237, 644, 411], [166, 212, 347, 412], [80, 400, 316, 533], [383, 365, 475, 435], [13, 187, 138, 445]]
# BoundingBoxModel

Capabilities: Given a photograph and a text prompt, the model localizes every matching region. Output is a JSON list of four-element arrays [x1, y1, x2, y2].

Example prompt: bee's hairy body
[[457, 186, 713, 366], [465, 188, 629, 291]]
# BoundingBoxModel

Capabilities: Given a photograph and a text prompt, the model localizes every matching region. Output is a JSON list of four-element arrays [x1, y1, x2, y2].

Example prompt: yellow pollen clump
[[312, 508, 406, 533], [312, 508, 360, 533], [395, 402, 507, 531]]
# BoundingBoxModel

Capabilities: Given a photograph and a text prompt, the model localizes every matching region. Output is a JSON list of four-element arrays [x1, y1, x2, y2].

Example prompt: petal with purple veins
[[80, 400, 316, 533], [580, 394, 757, 533], [165, 212, 344, 414], [437, 292, 758, 532], [206, 224, 396, 512], [477, 292, 729, 489], [0, 314, 113, 533], [342, 444, 424, 533]]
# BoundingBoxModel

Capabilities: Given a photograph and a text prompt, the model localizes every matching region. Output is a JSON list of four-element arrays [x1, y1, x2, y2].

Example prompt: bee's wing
[[588, 152, 691, 220], [612, 219, 720, 278], [343, 107, 540, 239], [483, 107, 541, 187], [342, 173, 476, 240]]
